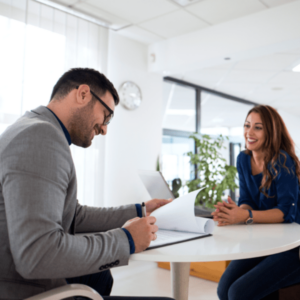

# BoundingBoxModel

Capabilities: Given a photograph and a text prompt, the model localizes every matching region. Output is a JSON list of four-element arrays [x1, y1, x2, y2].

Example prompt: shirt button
[[292, 203, 295, 206]]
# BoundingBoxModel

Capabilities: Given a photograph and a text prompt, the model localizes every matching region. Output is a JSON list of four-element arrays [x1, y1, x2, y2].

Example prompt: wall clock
[[119, 81, 142, 110]]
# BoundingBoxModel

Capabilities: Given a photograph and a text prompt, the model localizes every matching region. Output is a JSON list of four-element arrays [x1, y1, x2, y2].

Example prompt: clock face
[[119, 81, 142, 110]]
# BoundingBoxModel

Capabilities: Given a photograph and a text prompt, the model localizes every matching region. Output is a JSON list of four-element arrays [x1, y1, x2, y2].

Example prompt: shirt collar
[[46, 108, 72, 145]]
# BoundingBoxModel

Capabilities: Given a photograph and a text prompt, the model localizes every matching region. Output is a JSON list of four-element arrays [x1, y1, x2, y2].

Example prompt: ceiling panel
[[206, 62, 235, 70], [216, 82, 261, 98], [183, 68, 230, 83], [247, 84, 299, 104], [185, 0, 266, 25], [250, 92, 288, 104], [272, 93, 300, 108], [139, 10, 208, 38], [234, 54, 300, 71], [261, 0, 297, 8], [73, 2, 130, 29], [267, 71, 300, 87], [223, 70, 277, 83], [85, 0, 178, 24], [117, 25, 163, 45]]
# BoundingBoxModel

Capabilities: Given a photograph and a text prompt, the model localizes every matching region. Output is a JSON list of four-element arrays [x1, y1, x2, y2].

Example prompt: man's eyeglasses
[[76, 86, 114, 125]]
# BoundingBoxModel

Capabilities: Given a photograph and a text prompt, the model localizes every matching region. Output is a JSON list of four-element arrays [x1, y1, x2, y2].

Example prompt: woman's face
[[244, 112, 265, 152]]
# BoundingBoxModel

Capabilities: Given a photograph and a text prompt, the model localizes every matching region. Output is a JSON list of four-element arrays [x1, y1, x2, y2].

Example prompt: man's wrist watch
[[245, 209, 254, 225]]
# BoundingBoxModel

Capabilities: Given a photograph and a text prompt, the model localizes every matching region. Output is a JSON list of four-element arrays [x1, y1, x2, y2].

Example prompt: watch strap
[[245, 209, 254, 224], [248, 209, 253, 218]]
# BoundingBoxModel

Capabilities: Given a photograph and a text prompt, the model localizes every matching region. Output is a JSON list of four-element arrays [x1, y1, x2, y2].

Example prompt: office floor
[[111, 261, 219, 300]]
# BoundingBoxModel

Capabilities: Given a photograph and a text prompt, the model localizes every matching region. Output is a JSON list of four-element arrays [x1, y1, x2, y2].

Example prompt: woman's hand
[[211, 196, 249, 226]]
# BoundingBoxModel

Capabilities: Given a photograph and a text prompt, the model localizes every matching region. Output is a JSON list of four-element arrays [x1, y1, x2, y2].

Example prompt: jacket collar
[[31, 106, 72, 145]]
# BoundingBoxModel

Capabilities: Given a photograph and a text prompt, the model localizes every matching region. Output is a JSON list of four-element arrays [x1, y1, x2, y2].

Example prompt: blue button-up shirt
[[237, 150, 300, 223]]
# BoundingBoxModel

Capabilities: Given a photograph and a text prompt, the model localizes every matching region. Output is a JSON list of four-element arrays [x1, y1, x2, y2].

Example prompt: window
[[161, 134, 194, 196], [163, 82, 196, 132], [0, 0, 108, 207], [161, 77, 257, 202]]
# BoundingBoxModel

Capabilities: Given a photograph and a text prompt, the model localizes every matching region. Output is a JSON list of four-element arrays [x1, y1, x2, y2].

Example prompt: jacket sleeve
[[74, 202, 138, 233], [1, 122, 130, 280]]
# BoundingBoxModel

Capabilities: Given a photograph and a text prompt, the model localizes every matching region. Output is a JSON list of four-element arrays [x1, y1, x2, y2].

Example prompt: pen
[[142, 202, 147, 217]]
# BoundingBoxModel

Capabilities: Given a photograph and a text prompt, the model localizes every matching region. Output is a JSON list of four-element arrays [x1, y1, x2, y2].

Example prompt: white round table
[[131, 223, 300, 300]]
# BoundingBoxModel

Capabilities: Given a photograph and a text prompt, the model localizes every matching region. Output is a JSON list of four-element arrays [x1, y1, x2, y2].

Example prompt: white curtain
[[0, 0, 108, 206]]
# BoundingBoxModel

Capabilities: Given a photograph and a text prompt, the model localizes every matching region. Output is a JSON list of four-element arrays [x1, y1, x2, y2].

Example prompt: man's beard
[[68, 100, 96, 148]]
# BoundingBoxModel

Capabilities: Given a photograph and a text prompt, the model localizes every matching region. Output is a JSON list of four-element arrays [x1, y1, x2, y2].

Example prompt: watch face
[[246, 218, 253, 225], [119, 81, 142, 110]]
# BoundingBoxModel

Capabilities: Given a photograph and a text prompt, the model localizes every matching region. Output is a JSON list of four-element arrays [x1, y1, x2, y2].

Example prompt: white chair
[[24, 284, 103, 300]]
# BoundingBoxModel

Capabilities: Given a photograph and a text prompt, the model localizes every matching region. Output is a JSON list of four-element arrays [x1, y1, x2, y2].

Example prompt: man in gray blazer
[[0, 68, 173, 300]]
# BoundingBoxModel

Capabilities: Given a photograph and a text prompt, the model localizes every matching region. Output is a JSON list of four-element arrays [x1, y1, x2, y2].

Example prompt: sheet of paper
[[150, 189, 215, 234], [148, 229, 208, 249]]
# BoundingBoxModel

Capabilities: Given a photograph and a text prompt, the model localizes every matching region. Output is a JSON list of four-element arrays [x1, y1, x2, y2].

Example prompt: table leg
[[170, 262, 190, 300]]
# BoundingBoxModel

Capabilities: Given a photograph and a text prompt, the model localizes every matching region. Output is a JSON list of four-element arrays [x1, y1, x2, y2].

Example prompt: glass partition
[[161, 135, 194, 197], [162, 82, 196, 132], [201, 92, 254, 142], [200, 92, 254, 202]]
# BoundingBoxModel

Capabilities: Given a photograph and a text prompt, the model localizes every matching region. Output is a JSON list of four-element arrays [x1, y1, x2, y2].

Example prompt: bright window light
[[292, 63, 300, 72]]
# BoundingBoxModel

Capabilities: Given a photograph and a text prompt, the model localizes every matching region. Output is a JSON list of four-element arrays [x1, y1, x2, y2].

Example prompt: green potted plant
[[186, 134, 238, 211]]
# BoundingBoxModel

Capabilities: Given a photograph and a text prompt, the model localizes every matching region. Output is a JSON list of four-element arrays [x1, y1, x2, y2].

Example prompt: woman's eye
[[244, 124, 250, 128], [255, 127, 262, 130]]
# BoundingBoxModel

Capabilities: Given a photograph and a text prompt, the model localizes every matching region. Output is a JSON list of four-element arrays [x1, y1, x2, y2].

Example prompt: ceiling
[[52, 0, 297, 43], [52, 0, 300, 115], [182, 50, 300, 116]]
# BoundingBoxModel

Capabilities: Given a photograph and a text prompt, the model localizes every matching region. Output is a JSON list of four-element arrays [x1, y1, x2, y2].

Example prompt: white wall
[[104, 32, 163, 206]]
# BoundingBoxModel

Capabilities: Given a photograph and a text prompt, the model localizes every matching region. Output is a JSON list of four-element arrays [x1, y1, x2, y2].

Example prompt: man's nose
[[100, 125, 107, 136]]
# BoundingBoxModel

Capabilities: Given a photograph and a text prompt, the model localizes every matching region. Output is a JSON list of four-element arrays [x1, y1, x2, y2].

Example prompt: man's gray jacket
[[0, 106, 138, 300]]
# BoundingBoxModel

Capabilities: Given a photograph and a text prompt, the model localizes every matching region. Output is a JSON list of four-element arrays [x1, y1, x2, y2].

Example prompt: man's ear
[[76, 84, 91, 105]]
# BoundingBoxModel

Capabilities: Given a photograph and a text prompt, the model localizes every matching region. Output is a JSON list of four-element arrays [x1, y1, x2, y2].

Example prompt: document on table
[[147, 189, 215, 250]]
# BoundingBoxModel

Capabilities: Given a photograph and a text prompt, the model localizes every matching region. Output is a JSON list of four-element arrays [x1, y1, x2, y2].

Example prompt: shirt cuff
[[274, 204, 296, 223], [135, 204, 142, 218], [122, 228, 135, 254]]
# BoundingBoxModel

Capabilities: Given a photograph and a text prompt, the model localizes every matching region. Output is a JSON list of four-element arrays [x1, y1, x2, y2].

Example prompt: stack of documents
[[148, 189, 215, 250]]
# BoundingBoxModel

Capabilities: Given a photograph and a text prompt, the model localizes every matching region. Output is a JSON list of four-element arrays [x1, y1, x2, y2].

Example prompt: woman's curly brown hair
[[245, 105, 300, 197]]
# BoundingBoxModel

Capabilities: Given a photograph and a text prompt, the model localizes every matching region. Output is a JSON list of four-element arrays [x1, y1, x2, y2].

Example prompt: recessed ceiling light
[[170, 0, 203, 7], [272, 87, 283, 91], [224, 57, 231, 60], [292, 63, 300, 72]]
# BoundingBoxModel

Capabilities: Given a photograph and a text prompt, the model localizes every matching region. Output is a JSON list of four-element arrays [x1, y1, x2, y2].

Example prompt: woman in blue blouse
[[212, 105, 300, 300]]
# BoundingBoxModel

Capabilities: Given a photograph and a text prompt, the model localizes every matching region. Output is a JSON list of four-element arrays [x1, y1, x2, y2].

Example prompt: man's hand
[[122, 216, 158, 253], [145, 198, 173, 216], [211, 196, 249, 226]]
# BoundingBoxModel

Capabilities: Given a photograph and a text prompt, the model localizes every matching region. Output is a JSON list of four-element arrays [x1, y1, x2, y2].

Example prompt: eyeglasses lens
[[104, 113, 114, 125]]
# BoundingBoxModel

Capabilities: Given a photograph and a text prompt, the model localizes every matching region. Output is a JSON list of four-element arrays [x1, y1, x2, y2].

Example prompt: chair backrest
[[24, 284, 103, 300]]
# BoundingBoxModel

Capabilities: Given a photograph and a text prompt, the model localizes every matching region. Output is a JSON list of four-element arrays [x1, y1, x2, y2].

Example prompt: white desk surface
[[131, 223, 300, 262]]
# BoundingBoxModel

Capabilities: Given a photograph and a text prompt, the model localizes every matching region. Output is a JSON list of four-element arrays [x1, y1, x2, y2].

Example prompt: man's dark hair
[[50, 68, 119, 105]]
